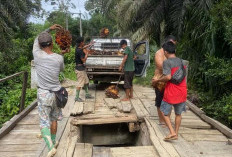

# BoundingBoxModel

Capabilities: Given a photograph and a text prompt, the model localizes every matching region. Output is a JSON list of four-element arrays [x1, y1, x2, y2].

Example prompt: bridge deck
[[0, 81, 231, 157]]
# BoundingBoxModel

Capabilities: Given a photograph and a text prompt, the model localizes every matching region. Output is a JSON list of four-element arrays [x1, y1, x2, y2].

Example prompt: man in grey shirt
[[33, 24, 69, 157]]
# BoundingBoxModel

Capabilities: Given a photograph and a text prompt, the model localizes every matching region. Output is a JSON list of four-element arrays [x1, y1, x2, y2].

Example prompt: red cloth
[[163, 66, 187, 104]]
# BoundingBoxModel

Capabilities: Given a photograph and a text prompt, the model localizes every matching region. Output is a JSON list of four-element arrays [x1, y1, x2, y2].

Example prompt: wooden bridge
[[0, 79, 232, 157]]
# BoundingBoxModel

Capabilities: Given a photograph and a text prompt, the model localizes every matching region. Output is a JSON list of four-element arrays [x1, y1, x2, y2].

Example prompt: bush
[[202, 93, 232, 128], [0, 88, 37, 128]]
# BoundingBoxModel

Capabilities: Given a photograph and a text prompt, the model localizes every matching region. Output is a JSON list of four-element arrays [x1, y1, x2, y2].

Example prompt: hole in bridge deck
[[79, 122, 152, 157]]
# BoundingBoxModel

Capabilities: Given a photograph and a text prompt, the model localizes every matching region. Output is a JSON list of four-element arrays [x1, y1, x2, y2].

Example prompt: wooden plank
[[73, 143, 93, 157], [228, 139, 232, 145], [110, 146, 159, 157], [0, 138, 42, 145], [187, 100, 232, 138], [130, 98, 149, 120], [92, 146, 110, 157], [140, 98, 156, 117], [0, 132, 41, 141], [200, 114, 232, 138], [0, 100, 37, 139], [192, 141, 232, 156], [104, 98, 117, 109], [85, 84, 96, 102], [0, 71, 24, 83], [178, 128, 222, 135], [0, 144, 42, 152], [0, 151, 36, 157], [181, 134, 228, 142], [157, 123, 203, 157], [177, 119, 211, 129], [121, 101, 132, 113], [38, 117, 69, 157], [54, 118, 80, 157], [117, 102, 123, 112], [71, 114, 138, 125], [62, 89, 75, 117], [145, 118, 180, 157], [11, 124, 39, 132], [95, 89, 106, 103], [18, 114, 39, 125], [186, 100, 205, 115], [70, 102, 84, 116], [28, 108, 39, 115], [83, 102, 95, 114]]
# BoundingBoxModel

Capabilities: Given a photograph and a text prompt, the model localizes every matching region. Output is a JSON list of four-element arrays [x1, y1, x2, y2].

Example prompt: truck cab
[[85, 38, 150, 83]]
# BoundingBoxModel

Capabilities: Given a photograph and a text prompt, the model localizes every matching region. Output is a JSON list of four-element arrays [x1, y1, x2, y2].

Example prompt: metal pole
[[20, 72, 28, 113], [79, 13, 82, 37], [66, 12, 69, 30]]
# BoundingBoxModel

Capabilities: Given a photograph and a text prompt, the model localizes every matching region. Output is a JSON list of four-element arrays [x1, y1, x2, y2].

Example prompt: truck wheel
[[94, 80, 99, 84]]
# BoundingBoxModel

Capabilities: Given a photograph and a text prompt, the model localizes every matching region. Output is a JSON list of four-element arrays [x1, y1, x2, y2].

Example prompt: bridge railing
[[0, 71, 28, 113]]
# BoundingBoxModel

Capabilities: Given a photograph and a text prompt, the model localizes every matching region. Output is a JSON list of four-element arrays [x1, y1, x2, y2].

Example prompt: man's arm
[[33, 24, 62, 56], [154, 50, 163, 75], [157, 74, 171, 82], [81, 50, 88, 63], [32, 37, 41, 57], [152, 60, 171, 84], [119, 55, 128, 71]]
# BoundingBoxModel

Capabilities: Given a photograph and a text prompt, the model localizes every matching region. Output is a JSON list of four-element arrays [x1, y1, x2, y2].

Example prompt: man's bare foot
[[121, 97, 130, 101], [129, 96, 134, 99]]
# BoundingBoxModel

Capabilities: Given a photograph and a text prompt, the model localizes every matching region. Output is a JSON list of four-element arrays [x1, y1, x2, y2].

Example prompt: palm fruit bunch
[[152, 74, 166, 92], [55, 28, 72, 50], [105, 85, 119, 99]]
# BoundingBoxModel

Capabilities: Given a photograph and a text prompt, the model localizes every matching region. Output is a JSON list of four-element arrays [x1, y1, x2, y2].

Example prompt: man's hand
[[83, 41, 95, 49], [133, 55, 137, 60], [50, 24, 62, 31], [119, 65, 123, 72], [61, 48, 70, 54], [152, 77, 159, 87], [83, 49, 89, 55]]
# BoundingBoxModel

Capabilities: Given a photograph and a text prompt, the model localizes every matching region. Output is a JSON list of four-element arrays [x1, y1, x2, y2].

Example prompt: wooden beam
[[0, 100, 37, 139], [71, 115, 138, 125], [73, 143, 93, 157], [0, 71, 25, 83], [186, 100, 232, 138], [228, 139, 232, 145], [186, 100, 205, 115], [19, 72, 28, 112]]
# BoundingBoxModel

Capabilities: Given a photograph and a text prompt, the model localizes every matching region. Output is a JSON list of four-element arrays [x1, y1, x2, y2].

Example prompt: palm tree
[[115, 0, 216, 45], [0, 0, 41, 52]]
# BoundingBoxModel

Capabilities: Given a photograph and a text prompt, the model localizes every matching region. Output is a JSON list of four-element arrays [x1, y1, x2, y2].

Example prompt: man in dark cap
[[75, 37, 94, 102], [33, 24, 69, 157]]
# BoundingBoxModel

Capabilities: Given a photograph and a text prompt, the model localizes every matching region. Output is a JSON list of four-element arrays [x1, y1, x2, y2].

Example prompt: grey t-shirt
[[163, 57, 183, 75], [33, 35, 64, 92]]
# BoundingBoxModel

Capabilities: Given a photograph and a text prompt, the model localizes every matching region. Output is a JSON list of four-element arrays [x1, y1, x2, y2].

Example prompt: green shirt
[[123, 46, 135, 71]]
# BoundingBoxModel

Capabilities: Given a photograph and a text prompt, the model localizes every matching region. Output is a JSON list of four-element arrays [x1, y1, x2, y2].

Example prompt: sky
[[30, 0, 89, 23]]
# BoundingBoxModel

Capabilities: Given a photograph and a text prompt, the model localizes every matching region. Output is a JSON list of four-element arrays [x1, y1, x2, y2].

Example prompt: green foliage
[[0, 86, 37, 128], [63, 63, 76, 81], [0, 0, 42, 52], [202, 93, 232, 128]]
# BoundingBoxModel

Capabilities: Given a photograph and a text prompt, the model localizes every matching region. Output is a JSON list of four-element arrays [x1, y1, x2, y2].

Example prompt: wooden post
[[19, 72, 28, 112]]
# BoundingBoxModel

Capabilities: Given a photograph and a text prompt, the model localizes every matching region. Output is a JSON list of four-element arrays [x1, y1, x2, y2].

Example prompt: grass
[[133, 64, 155, 87]]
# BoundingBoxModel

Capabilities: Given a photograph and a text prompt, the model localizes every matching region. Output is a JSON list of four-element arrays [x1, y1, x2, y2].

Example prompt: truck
[[85, 37, 150, 83]]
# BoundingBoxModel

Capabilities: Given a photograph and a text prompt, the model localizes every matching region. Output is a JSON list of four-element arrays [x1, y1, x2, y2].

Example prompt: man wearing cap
[[33, 24, 69, 157], [75, 37, 94, 102]]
